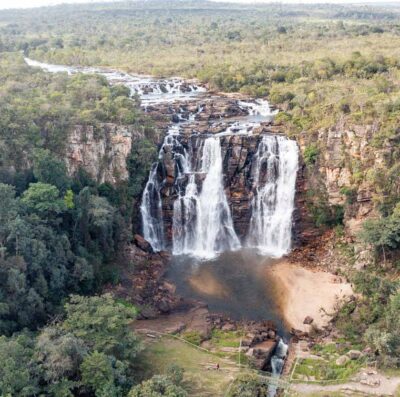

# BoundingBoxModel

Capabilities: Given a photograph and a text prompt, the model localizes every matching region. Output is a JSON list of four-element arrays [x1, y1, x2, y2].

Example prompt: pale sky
[[0, 0, 396, 10]]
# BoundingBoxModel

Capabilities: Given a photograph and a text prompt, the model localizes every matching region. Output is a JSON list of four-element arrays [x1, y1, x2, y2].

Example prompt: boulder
[[249, 340, 278, 370], [157, 299, 172, 313], [138, 306, 158, 319], [268, 329, 276, 339], [245, 348, 254, 357], [347, 350, 362, 360], [360, 378, 380, 387], [222, 323, 236, 331], [336, 355, 350, 366], [134, 234, 153, 252], [241, 337, 253, 347], [303, 316, 314, 325]]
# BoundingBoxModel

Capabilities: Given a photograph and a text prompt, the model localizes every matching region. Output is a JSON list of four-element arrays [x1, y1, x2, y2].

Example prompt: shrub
[[303, 144, 319, 165], [227, 374, 269, 397], [181, 331, 202, 346], [340, 186, 358, 204]]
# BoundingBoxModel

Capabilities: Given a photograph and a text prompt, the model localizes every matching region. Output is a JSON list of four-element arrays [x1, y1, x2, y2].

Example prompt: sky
[[0, 0, 396, 10]]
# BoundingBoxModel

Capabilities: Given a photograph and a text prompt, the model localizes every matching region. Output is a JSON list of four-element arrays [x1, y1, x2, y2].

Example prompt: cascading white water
[[24, 58, 206, 106], [247, 135, 299, 257], [172, 174, 200, 254], [172, 137, 241, 258], [268, 339, 289, 397], [239, 99, 279, 121], [140, 125, 188, 251], [140, 163, 165, 251]]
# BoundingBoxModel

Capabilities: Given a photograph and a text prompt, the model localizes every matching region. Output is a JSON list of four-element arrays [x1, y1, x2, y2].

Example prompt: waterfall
[[24, 58, 299, 259], [140, 163, 165, 251], [172, 137, 241, 258], [247, 135, 299, 257], [268, 339, 289, 397], [140, 126, 188, 251], [143, 132, 298, 258]]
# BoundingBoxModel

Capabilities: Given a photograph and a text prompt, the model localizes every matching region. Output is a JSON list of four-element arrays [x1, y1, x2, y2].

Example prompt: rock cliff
[[63, 101, 384, 257], [65, 123, 144, 184], [297, 121, 388, 236]]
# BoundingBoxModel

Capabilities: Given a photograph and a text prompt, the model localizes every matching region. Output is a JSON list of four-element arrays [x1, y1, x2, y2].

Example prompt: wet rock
[[171, 114, 180, 123], [248, 340, 278, 370], [268, 329, 276, 339]]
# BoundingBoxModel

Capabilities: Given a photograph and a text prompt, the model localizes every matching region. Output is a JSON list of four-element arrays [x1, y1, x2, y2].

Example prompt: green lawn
[[139, 336, 248, 397]]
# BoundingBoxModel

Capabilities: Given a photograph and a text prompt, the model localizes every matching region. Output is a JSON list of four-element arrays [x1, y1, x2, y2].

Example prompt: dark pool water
[[166, 249, 288, 335]]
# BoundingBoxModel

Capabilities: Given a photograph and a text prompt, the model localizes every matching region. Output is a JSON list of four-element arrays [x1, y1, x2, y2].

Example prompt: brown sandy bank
[[265, 260, 353, 332]]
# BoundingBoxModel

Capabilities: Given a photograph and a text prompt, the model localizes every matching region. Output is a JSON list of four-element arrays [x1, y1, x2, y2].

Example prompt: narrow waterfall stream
[[25, 57, 298, 389]]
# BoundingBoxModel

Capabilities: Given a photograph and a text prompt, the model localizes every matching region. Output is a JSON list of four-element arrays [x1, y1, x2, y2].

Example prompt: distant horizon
[[0, 0, 398, 11]]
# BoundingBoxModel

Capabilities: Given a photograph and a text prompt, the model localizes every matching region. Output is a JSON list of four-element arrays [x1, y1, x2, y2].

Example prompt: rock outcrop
[[291, 119, 392, 263], [65, 123, 144, 184]]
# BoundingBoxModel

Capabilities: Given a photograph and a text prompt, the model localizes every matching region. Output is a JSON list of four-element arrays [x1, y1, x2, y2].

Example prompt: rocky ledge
[[208, 315, 281, 371]]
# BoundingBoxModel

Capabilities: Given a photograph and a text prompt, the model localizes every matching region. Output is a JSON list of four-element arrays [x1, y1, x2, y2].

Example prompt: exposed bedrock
[[65, 123, 144, 184]]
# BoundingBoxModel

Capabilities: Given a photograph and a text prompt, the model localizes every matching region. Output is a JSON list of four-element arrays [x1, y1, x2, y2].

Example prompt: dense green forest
[[0, 53, 161, 396], [3, 1, 400, 395]]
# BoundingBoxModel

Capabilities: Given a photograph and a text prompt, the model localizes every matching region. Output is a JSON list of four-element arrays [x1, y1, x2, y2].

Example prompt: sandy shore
[[265, 261, 353, 332]]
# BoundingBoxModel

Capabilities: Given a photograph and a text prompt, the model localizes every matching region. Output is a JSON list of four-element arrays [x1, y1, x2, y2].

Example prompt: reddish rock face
[[293, 159, 322, 246], [152, 131, 288, 248]]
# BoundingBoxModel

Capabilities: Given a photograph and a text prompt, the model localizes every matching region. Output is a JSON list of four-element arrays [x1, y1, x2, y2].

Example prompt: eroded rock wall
[[65, 123, 144, 184], [298, 121, 387, 237]]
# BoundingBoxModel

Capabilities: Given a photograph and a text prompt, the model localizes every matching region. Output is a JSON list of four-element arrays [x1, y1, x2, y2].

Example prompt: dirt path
[[292, 372, 400, 396]]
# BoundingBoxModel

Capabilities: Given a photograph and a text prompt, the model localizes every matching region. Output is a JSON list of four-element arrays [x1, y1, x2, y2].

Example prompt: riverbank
[[266, 260, 354, 332]]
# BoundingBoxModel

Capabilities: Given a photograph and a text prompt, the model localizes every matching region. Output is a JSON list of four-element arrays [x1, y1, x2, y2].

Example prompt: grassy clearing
[[139, 336, 249, 397], [293, 357, 364, 383], [210, 329, 243, 348], [290, 342, 366, 383]]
